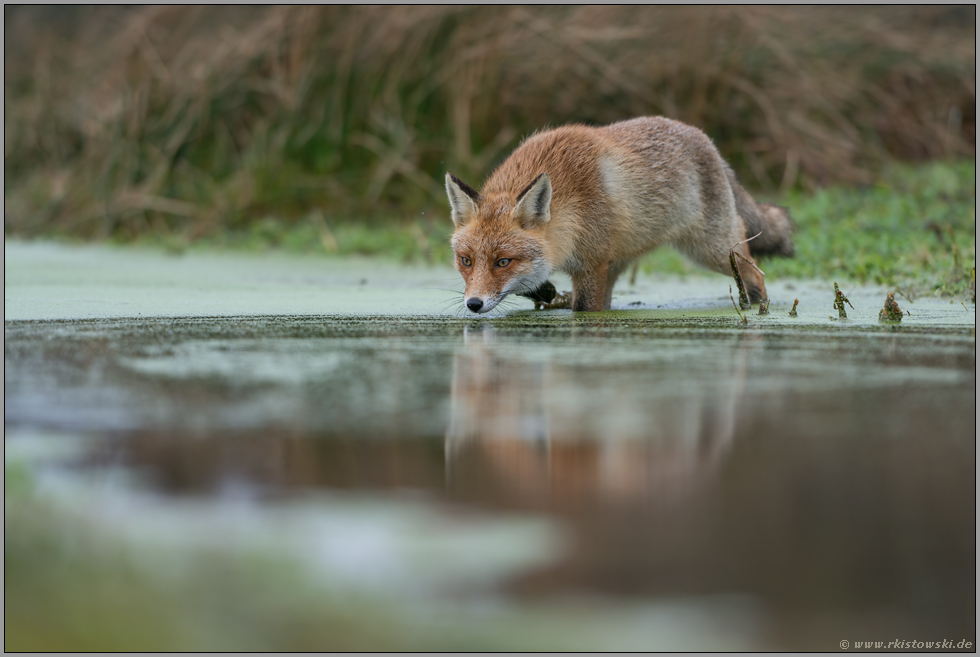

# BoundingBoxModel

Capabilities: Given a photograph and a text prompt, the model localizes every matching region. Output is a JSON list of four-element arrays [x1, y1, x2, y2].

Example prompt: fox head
[[445, 172, 553, 314]]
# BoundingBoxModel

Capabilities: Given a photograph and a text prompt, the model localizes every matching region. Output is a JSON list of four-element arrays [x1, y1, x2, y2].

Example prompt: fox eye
[[460, 256, 472, 267], [496, 258, 512, 267]]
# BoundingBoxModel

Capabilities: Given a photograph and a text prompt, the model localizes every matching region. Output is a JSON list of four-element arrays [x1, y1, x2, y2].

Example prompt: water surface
[[4, 243, 976, 650]]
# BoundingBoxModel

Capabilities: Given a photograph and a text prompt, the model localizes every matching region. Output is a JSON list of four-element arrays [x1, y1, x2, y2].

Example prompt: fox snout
[[462, 288, 503, 314], [459, 263, 553, 314]]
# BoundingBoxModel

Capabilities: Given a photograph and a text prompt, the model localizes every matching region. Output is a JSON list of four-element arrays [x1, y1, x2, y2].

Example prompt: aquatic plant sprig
[[729, 232, 765, 311], [833, 282, 853, 319]]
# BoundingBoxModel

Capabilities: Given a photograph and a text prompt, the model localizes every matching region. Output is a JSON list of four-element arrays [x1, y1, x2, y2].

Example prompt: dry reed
[[4, 6, 975, 242]]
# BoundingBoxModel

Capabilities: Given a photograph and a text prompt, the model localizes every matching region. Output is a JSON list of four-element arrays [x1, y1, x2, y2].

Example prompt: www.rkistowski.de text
[[841, 639, 973, 650]]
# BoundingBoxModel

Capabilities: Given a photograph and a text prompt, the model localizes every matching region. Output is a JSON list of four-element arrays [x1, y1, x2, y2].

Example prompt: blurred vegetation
[[4, 6, 975, 248]]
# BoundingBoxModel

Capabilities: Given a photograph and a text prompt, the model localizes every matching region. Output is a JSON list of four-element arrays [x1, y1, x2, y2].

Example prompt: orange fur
[[446, 116, 794, 313]]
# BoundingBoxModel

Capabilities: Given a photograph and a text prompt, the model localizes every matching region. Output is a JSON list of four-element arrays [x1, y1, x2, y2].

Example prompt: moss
[[878, 292, 903, 322]]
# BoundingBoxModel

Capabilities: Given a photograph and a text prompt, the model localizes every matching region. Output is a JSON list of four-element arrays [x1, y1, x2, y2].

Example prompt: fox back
[[446, 116, 794, 313]]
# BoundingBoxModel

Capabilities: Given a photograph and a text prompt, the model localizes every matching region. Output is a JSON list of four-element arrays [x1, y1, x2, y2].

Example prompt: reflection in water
[[14, 316, 971, 646], [445, 325, 749, 507], [437, 324, 974, 642]]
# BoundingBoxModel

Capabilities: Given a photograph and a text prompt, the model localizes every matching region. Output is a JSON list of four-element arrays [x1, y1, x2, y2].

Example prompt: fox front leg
[[571, 263, 610, 312]]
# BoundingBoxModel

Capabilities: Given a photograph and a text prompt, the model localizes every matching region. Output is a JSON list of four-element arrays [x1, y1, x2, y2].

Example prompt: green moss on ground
[[759, 160, 975, 297]]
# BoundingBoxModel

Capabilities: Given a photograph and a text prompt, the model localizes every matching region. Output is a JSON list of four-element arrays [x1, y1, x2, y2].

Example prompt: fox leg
[[571, 262, 610, 312], [602, 259, 633, 310]]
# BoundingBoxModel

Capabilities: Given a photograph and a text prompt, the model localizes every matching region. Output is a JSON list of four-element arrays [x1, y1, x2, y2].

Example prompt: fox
[[445, 116, 794, 313]]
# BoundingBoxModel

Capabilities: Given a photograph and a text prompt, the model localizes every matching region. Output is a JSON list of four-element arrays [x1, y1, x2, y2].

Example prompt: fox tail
[[726, 168, 795, 258]]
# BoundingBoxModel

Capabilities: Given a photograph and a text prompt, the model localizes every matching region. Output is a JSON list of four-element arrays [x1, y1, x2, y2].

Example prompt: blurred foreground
[[5, 245, 976, 650]]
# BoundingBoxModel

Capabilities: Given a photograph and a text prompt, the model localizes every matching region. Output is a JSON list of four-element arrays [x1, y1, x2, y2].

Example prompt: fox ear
[[445, 173, 480, 227], [514, 173, 551, 228]]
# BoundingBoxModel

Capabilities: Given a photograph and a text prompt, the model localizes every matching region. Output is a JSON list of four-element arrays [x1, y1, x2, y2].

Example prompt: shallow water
[[4, 243, 977, 650]]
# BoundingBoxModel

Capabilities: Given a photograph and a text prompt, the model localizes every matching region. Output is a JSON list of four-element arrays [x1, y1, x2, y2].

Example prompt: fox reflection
[[445, 325, 753, 506]]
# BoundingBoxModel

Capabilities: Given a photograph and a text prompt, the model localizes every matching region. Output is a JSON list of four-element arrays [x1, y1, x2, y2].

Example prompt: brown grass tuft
[[4, 6, 975, 242]]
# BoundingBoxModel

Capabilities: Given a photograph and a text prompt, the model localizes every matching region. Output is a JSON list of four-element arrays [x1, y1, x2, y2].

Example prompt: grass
[[4, 6, 975, 242], [760, 160, 975, 297]]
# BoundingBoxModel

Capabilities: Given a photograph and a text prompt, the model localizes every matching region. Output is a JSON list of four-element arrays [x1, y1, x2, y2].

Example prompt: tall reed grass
[[4, 6, 975, 243]]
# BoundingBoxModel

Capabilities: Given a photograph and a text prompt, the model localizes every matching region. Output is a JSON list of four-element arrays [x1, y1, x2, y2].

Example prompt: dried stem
[[729, 285, 748, 324], [729, 250, 751, 311], [833, 282, 853, 319]]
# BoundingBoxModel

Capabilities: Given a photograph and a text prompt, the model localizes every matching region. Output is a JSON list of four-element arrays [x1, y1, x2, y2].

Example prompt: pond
[[5, 242, 976, 650]]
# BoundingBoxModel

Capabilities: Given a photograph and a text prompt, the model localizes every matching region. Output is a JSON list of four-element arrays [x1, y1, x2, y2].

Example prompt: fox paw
[[518, 280, 557, 304]]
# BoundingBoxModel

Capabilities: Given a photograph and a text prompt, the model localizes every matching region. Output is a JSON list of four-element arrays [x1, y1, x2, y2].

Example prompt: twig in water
[[757, 298, 770, 315], [729, 285, 747, 324], [788, 298, 799, 317], [833, 282, 853, 319], [729, 251, 750, 311], [729, 232, 766, 311], [894, 287, 915, 304], [729, 232, 767, 278]]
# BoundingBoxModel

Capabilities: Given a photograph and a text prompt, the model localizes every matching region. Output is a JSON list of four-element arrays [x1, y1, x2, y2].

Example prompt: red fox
[[445, 116, 794, 313]]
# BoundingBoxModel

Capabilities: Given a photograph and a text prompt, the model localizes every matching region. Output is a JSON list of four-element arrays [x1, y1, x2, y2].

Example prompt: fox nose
[[465, 297, 484, 313]]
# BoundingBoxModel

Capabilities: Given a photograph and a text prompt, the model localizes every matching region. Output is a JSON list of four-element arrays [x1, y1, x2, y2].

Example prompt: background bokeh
[[4, 5, 975, 244]]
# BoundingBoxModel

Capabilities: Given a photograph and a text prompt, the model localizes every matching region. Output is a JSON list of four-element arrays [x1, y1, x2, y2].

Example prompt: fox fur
[[446, 116, 794, 313]]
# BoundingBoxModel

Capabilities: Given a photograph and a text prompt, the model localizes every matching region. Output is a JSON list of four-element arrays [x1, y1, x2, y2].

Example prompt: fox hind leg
[[603, 259, 634, 310]]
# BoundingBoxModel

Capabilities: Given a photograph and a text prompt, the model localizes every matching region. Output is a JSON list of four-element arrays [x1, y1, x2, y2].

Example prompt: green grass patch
[[760, 160, 975, 297]]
